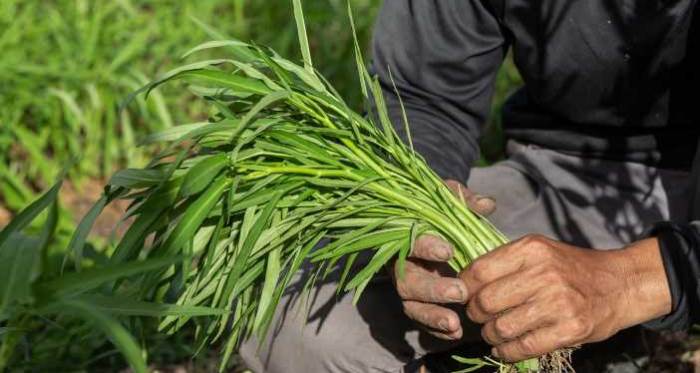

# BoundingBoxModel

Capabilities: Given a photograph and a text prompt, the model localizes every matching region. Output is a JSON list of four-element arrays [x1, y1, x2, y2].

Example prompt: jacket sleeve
[[644, 138, 700, 331], [371, 0, 507, 182], [643, 222, 700, 331]]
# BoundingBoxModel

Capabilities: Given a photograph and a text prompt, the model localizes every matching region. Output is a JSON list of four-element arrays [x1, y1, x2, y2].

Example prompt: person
[[240, 1, 700, 372]]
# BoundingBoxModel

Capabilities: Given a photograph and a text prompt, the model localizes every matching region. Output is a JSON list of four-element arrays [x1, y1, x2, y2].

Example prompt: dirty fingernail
[[445, 284, 466, 302]]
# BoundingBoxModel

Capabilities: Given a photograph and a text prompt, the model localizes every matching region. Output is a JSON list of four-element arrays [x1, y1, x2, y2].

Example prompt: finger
[[411, 235, 454, 262], [460, 235, 550, 298], [492, 325, 568, 363], [445, 180, 496, 216], [466, 267, 541, 323], [481, 301, 552, 345], [403, 301, 463, 340], [395, 268, 468, 303]]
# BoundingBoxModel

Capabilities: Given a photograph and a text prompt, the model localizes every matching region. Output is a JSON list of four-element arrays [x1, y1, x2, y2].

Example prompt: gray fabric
[[239, 142, 690, 373]]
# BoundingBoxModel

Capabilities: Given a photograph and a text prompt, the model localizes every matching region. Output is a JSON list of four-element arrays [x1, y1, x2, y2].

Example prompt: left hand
[[458, 234, 672, 362]]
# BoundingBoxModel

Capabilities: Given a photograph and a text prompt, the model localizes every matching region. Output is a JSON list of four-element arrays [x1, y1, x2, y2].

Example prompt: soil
[[61, 179, 133, 238]]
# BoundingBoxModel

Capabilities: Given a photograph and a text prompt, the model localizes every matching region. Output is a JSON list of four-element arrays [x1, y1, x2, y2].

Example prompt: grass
[[0, 0, 381, 214]]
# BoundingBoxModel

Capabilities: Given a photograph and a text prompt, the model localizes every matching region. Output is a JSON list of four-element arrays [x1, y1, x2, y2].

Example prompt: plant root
[[536, 348, 577, 373]]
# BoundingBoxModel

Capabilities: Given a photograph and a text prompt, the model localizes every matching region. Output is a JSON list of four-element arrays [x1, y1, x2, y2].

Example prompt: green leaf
[[292, 0, 313, 73], [66, 194, 108, 270], [38, 256, 181, 299], [253, 246, 280, 333], [180, 154, 229, 197], [57, 299, 147, 373], [139, 121, 210, 144], [345, 241, 402, 301], [272, 57, 325, 92], [109, 168, 166, 188], [312, 227, 407, 261], [0, 234, 40, 314], [161, 177, 231, 256], [37, 196, 59, 252], [0, 180, 61, 248], [396, 223, 417, 280], [182, 40, 252, 60], [180, 69, 271, 96], [449, 355, 493, 373], [111, 201, 168, 264], [219, 188, 285, 308], [347, 2, 368, 99], [76, 294, 229, 317]]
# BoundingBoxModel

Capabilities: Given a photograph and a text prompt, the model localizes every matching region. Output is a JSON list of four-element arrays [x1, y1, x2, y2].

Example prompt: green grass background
[[1, 0, 520, 213]]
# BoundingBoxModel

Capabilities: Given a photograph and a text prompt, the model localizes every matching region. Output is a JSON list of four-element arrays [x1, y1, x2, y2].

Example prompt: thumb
[[444, 180, 496, 216]]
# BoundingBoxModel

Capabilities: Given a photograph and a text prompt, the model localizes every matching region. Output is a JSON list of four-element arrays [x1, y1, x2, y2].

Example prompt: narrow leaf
[[292, 0, 313, 73], [180, 154, 229, 197], [0, 180, 61, 248], [57, 299, 148, 373]]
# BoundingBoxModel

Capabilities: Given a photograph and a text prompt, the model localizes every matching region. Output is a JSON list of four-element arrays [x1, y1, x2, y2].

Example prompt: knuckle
[[557, 298, 580, 319], [539, 267, 565, 284], [476, 291, 497, 314], [518, 335, 539, 357], [494, 317, 515, 339], [522, 234, 553, 256], [568, 317, 593, 340], [469, 259, 489, 282]]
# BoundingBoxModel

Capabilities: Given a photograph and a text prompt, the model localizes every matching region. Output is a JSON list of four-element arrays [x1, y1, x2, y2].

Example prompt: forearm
[[608, 238, 672, 330]]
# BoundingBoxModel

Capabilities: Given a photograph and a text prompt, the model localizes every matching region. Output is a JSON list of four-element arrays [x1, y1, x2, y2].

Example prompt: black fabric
[[372, 0, 699, 181], [644, 223, 700, 331], [690, 139, 700, 220]]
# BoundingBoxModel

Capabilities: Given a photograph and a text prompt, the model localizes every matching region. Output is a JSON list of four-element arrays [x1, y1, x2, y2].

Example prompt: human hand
[[393, 180, 495, 340], [459, 235, 672, 362]]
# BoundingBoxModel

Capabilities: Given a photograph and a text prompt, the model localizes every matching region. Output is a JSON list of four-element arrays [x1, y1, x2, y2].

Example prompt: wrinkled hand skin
[[459, 235, 672, 362], [391, 179, 496, 340]]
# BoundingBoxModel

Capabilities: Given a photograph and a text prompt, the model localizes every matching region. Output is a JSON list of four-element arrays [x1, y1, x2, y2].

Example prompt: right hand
[[392, 180, 496, 340]]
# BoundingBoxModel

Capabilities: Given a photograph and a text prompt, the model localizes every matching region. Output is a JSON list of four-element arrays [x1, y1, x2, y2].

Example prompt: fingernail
[[491, 348, 500, 358], [476, 196, 495, 207], [445, 284, 466, 302], [435, 245, 452, 260]]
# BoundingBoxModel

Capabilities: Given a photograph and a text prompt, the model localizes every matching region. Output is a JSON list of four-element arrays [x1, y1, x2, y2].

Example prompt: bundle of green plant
[[0, 0, 378, 215], [65, 2, 561, 372]]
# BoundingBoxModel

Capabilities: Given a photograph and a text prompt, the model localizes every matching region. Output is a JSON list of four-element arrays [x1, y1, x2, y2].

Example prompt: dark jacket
[[371, 0, 700, 331]]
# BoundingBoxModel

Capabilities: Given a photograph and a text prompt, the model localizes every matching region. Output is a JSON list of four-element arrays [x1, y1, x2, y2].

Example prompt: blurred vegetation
[[0, 0, 381, 213], [0, 0, 520, 215]]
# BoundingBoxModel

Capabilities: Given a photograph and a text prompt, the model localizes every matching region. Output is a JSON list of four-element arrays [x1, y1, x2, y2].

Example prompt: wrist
[[610, 238, 672, 329]]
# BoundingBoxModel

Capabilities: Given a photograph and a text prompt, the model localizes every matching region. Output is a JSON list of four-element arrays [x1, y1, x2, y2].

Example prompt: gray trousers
[[240, 142, 691, 372]]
